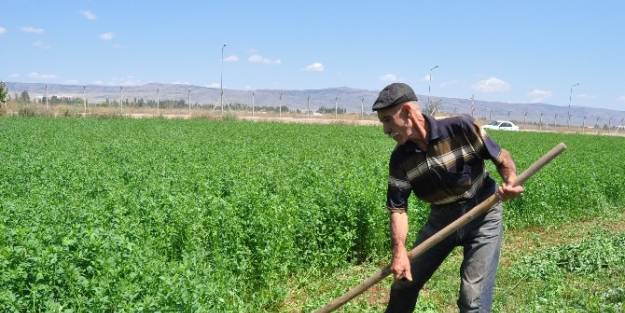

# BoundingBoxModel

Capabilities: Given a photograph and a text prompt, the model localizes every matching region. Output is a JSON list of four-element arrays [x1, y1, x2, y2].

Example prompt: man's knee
[[458, 257, 498, 313], [457, 283, 482, 313]]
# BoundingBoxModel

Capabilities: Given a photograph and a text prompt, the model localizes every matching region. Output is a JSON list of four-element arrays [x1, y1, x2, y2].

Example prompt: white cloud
[[528, 89, 552, 102], [576, 93, 595, 99], [439, 80, 458, 88], [206, 82, 220, 88], [618, 96, 625, 102], [304, 62, 325, 72], [472, 77, 510, 93], [248, 55, 263, 63], [32, 40, 51, 49], [21, 26, 44, 34], [171, 81, 190, 85], [64, 79, 79, 84], [224, 55, 239, 62], [379, 74, 398, 82], [0, 26, 6, 35], [28, 72, 57, 80], [248, 54, 281, 65], [9, 73, 20, 78], [80, 10, 97, 20], [100, 32, 114, 40], [92, 80, 104, 85]]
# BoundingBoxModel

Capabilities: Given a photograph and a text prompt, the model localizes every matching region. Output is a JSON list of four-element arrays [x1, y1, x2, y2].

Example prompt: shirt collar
[[423, 114, 441, 142]]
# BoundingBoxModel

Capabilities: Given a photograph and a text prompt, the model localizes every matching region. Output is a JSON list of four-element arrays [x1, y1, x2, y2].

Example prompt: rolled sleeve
[[481, 134, 502, 161], [386, 152, 412, 211]]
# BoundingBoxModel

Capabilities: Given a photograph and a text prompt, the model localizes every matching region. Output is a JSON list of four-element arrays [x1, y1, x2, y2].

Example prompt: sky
[[1, 0, 625, 110]]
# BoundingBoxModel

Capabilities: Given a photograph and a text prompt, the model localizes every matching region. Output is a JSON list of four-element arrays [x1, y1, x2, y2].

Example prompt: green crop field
[[1, 117, 624, 312]]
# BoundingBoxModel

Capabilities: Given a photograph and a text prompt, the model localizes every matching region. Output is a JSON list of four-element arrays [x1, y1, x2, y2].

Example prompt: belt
[[430, 187, 494, 210]]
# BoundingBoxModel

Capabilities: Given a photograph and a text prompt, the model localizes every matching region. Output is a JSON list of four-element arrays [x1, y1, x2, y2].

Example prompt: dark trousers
[[385, 200, 504, 313]]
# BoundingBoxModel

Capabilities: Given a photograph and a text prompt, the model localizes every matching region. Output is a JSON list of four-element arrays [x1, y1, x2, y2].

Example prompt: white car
[[482, 120, 520, 131]]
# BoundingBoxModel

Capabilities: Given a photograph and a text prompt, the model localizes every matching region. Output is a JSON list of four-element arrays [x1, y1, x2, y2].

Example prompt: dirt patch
[[364, 282, 389, 306]]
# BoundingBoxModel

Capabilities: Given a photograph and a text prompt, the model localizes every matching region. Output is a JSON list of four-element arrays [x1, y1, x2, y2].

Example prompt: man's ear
[[400, 103, 412, 117], [406, 105, 422, 128]]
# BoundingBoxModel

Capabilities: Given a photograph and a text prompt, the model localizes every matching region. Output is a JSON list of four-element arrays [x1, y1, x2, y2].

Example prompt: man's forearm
[[389, 210, 409, 255], [495, 148, 518, 184]]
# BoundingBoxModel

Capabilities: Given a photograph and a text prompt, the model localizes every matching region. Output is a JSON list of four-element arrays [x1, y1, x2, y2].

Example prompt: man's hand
[[497, 182, 524, 201], [391, 247, 413, 282], [494, 148, 524, 201]]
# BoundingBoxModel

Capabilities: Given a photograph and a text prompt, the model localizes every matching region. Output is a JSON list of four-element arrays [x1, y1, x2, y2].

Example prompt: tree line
[[0, 88, 350, 113]]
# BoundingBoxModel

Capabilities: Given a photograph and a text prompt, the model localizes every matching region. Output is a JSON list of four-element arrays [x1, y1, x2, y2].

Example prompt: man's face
[[377, 103, 414, 144]]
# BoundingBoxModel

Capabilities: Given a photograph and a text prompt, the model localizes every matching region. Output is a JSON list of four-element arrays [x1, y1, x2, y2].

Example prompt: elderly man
[[373, 83, 523, 313]]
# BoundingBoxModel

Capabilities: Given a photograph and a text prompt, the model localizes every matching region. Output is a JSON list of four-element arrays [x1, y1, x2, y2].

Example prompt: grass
[[294, 212, 625, 312], [1, 117, 624, 312]]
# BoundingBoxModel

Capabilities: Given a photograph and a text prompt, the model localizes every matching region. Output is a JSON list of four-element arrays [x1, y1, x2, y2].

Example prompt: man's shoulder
[[434, 114, 475, 136], [437, 114, 474, 127]]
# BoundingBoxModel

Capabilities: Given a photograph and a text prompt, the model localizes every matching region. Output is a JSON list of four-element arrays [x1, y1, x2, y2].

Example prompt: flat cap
[[372, 83, 418, 111]]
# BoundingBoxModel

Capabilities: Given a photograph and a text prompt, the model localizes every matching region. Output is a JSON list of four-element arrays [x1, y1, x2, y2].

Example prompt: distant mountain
[[6, 82, 625, 127]]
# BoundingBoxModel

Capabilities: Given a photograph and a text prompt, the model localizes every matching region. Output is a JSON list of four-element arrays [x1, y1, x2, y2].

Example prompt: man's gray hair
[[407, 101, 421, 111]]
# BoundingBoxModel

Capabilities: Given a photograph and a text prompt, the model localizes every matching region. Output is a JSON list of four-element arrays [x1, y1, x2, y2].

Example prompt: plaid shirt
[[386, 114, 501, 211]]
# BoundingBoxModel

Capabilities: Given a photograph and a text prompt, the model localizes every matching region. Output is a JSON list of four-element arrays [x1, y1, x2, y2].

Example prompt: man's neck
[[409, 114, 429, 151]]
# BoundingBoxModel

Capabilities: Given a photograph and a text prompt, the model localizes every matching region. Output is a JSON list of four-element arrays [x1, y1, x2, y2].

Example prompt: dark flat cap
[[372, 83, 418, 111]]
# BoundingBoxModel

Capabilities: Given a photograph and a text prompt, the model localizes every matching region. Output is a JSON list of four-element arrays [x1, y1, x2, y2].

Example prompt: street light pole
[[335, 96, 339, 119], [307, 95, 311, 118], [470, 94, 474, 118], [361, 96, 365, 119], [157, 88, 160, 115], [554, 113, 558, 128], [187, 88, 191, 114], [524, 112, 528, 126], [83, 86, 87, 115], [252, 91, 255, 117], [428, 65, 439, 114], [45, 84, 49, 110], [568, 82, 580, 129], [220, 43, 227, 115], [119, 86, 123, 114]]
